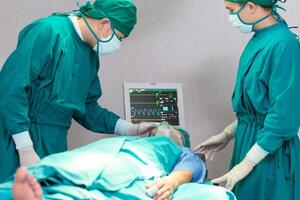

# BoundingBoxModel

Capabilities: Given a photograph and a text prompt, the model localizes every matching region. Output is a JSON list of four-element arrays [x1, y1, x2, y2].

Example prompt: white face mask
[[93, 33, 122, 55], [228, 4, 273, 34], [81, 15, 122, 55], [229, 13, 253, 33]]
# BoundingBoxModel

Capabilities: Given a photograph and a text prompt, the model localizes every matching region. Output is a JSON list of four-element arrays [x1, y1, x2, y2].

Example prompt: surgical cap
[[175, 127, 190, 148], [79, 0, 137, 37], [225, 0, 280, 7]]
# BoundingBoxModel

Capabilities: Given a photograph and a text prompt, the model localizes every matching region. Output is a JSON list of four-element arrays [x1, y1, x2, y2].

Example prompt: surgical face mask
[[229, 11, 253, 33], [229, 4, 273, 33], [93, 33, 122, 55], [82, 15, 122, 55]]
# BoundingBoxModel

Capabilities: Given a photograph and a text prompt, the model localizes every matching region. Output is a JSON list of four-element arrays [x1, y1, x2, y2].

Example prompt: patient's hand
[[145, 176, 177, 200]]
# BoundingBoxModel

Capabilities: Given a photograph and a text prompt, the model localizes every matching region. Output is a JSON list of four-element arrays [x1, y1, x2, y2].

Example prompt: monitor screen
[[124, 83, 185, 127]]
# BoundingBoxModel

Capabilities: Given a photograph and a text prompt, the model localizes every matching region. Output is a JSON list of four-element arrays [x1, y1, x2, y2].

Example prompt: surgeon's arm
[[73, 74, 120, 134], [255, 42, 300, 153], [74, 79, 156, 135], [0, 22, 55, 165], [0, 22, 54, 137]]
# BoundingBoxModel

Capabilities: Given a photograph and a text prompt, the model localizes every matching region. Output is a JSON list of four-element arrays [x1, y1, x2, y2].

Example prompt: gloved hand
[[145, 176, 178, 200], [18, 146, 40, 166], [193, 120, 237, 161], [211, 143, 269, 190], [128, 122, 156, 136], [211, 157, 254, 190]]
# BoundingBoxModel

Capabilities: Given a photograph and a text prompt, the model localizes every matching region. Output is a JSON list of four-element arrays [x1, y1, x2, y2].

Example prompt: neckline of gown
[[254, 22, 286, 37], [64, 16, 93, 50]]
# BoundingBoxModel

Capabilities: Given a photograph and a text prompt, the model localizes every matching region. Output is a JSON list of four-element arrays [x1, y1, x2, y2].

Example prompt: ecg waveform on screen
[[131, 108, 161, 117], [129, 88, 180, 125]]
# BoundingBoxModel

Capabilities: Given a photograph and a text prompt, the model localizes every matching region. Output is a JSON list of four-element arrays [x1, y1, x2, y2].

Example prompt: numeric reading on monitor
[[129, 88, 179, 125]]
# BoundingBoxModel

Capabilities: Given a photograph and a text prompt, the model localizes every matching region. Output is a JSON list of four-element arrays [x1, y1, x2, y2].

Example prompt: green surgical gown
[[231, 23, 300, 200], [0, 15, 120, 182]]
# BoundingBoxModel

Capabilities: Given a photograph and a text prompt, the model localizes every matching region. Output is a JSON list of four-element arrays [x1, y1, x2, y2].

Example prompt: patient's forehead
[[152, 125, 179, 134], [151, 126, 183, 145], [169, 127, 181, 135]]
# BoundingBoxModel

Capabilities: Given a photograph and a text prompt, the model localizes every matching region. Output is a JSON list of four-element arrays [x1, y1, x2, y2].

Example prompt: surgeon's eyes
[[226, 7, 238, 14], [229, 10, 237, 14]]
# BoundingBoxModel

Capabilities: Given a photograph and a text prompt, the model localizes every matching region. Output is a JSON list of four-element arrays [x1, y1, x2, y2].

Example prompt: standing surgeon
[[194, 0, 300, 199], [0, 0, 155, 182]]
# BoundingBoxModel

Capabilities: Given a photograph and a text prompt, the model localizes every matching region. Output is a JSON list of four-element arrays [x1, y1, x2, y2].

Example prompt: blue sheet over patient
[[0, 136, 235, 200]]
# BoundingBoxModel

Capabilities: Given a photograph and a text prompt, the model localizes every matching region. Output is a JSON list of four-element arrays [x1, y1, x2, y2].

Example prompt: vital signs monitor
[[123, 83, 185, 127]]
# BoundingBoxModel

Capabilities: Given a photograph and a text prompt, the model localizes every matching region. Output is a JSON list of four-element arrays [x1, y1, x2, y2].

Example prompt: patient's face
[[149, 125, 184, 146]]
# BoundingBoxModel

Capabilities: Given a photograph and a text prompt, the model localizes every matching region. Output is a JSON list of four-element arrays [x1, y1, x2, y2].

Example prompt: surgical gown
[[231, 22, 300, 200], [0, 15, 120, 182]]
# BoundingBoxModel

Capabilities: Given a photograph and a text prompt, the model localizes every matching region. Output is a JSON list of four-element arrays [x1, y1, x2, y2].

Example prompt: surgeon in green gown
[[0, 0, 155, 182], [194, 0, 300, 199]]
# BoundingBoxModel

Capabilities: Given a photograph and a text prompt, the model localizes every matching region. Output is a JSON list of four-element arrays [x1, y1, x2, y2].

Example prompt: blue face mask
[[229, 4, 273, 33]]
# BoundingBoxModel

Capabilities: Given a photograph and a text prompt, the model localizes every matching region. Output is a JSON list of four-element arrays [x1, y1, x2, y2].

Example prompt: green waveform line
[[130, 94, 157, 97], [131, 101, 160, 105], [131, 108, 161, 117]]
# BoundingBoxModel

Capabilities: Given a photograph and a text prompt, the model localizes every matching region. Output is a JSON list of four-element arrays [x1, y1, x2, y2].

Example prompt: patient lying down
[[4, 122, 235, 200], [12, 123, 204, 200]]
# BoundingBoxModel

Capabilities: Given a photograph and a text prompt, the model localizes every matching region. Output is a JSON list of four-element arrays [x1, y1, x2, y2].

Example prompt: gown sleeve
[[172, 147, 207, 183], [74, 73, 120, 134], [256, 38, 300, 153], [0, 21, 55, 135]]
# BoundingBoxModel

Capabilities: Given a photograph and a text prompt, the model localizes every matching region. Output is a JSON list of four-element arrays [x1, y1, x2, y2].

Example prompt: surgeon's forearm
[[223, 120, 238, 139], [168, 170, 192, 189], [246, 143, 269, 166], [12, 131, 33, 150], [114, 119, 132, 135]]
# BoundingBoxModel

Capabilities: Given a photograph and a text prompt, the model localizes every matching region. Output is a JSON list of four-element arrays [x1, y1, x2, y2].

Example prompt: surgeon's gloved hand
[[115, 119, 156, 136], [145, 176, 177, 200], [128, 122, 156, 136], [193, 120, 237, 162], [18, 146, 40, 166], [12, 131, 40, 166], [211, 143, 269, 190]]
